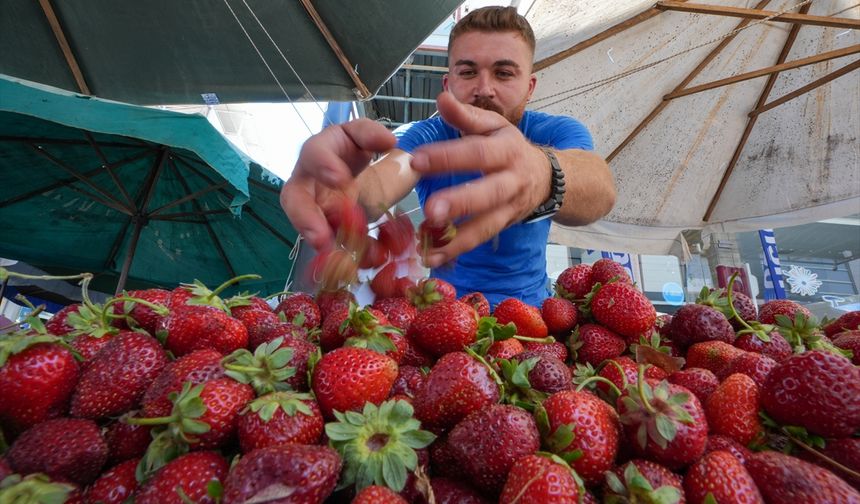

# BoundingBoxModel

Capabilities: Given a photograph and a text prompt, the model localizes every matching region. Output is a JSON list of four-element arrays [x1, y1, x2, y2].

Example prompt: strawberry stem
[[513, 335, 556, 344], [574, 376, 622, 397], [725, 273, 756, 333], [636, 365, 657, 415], [0, 267, 89, 283], [783, 428, 860, 480], [125, 415, 177, 426], [209, 274, 262, 300]]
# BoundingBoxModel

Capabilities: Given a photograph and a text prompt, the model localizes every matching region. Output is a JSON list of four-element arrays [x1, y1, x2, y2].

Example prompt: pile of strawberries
[[1, 209, 859, 504]]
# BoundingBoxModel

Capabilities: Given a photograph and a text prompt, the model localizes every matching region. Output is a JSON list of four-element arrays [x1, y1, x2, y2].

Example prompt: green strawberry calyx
[[180, 274, 262, 314], [243, 391, 315, 422], [325, 399, 436, 493], [604, 462, 682, 504], [619, 367, 694, 451], [0, 473, 76, 504], [534, 405, 583, 465], [341, 304, 398, 356], [222, 337, 296, 395]]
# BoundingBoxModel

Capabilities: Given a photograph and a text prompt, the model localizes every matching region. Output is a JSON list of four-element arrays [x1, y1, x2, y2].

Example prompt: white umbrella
[[526, 0, 860, 256]]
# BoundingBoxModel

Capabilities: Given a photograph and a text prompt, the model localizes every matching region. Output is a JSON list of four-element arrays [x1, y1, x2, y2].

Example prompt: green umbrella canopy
[[0, 0, 461, 105], [0, 74, 297, 297]]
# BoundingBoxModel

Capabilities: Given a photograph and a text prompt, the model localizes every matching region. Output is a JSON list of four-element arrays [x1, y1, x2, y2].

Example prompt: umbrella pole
[[116, 216, 144, 295]]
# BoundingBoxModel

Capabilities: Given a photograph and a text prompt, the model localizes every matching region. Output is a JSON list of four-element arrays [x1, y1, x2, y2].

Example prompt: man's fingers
[[435, 91, 509, 136], [340, 119, 397, 153], [280, 179, 333, 251], [424, 171, 520, 224], [411, 135, 511, 174], [422, 210, 516, 268], [300, 120, 397, 187]]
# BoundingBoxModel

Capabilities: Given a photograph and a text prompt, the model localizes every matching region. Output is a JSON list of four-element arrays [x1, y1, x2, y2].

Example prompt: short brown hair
[[449, 6, 536, 55]]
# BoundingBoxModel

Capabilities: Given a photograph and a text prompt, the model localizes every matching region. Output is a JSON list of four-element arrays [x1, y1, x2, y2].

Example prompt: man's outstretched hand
[[280, 119, 396, 251], [411, 91, 551, 268]]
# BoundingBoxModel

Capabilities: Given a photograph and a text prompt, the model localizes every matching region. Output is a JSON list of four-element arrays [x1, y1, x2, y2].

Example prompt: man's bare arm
[[355, 149, 422, 221], [552, 148, 616, 226]]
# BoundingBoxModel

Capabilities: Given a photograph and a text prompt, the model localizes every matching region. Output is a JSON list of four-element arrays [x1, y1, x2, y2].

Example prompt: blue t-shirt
[[394, 110, 594, 309]]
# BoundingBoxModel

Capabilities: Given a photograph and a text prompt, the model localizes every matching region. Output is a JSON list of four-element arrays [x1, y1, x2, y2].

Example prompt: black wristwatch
[[524, 147, 566, 223]]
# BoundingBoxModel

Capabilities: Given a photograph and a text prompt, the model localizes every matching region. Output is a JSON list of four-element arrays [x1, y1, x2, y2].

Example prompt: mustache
[[470, 96, 504, 115]]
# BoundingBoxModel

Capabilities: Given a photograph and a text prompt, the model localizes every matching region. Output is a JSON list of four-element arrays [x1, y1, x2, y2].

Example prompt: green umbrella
[[0, 74, 297, 296], [0, 0, 460, 105]]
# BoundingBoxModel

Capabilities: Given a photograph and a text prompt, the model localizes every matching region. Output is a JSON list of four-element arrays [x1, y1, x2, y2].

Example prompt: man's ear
[[526, 73, 537, 99], [442, 73, 449, 91]]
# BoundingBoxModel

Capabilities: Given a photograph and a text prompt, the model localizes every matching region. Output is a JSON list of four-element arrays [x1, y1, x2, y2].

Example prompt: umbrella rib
[[28, 144, 134, 215], [299, 0, 372, 99], [37, 0, 91, 94], [749, 59, 860, 117], [703, 3, 811, 222], [0, 149, 155, 210], [150, 209, 231, 221], [607, 0, 773, 163], [173, 156, 296, 249], [248, 178, 281, 195], [148, 182, 230, 216], [83, 132, 136, 210], [664, 44, 860, 100], [656, 1, 860, 30], [168, 158, 238, 278], [0, 136, 146, 148]]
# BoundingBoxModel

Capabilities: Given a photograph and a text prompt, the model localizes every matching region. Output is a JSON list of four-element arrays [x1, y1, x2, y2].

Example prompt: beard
[[471, 96, 526, 126]]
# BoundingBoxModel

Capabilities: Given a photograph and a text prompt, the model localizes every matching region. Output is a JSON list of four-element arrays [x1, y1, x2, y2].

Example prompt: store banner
[[758, 229, 786, 300]]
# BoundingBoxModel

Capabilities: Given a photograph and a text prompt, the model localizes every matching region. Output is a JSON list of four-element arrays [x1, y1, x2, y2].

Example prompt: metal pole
[[116, 216, 144, 294]]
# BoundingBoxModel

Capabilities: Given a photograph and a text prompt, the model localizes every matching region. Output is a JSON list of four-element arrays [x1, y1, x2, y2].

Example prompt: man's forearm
[[355, 149, 421, 221], [552, 149, 616, 226]]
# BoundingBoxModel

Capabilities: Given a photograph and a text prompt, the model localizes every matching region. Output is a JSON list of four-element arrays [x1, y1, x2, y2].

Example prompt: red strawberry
[[389, 365, 426, 399], [668, 367, 719, 405], [499, 454, 581, 503], [422, 477, 489, 504], [0, 337, 79, 434], [327, 197, 369, 254], [834, 330, 860, 365], [720, 289, 757, 331], [308, 248, 360, 292], [104, 413, 152, 464], [83, 457, 139, 504], [541, 297, 578, 338], [413, 351, 500, 430], [316, 288, 356, 320], [603, 459, 684, 504], [667, 303, 735, 349], [487, 338, 525, 360], [119, 289, 171, 334], [799, 437, 860, 491], [706, 373, 764, 446], [597, 356, 666, 396], [235, 309, 280, 348], [684, 450, 764, 504], [407, 278, 457, 309], [417, 220, 456, 249], [338, 306, 406, 363], [734, 331, 793, 362], [447, 404, 540, 495], [237, 391, 324, 453], [617, 379, 708, 469], [569, 323, 625, 365], [399, 335, 435, 367], [256, 322, 309, 349], [7, 418, 107, 485], [705, 434, 753, 465], [555, 264, 593, 301], [134, 451, 228, 504], [160, 305, 248, 357], [460, 292, 490, 318], [67, 332, 115, 366], [590, 283, 656, 340], [685, 340, 744, 376], [359, 237, 391, 269], [187, 378, 254, 449], [45, 304, 82, 336], [522, 340, 569, 362], [71, 332, 168, 419], [720, 351, 777, 387], [372, 297, 417, 333], [494, 298, 548, 338], [591, 258, 632, 285], [320, 307, 351, 351], [274, 292, 321, 330], [761, 350, 860, 438], [540, 390, 620, 486], [824, 310, 860, 337], [222, 444, 341, 504], [226, 295, 272, 318], [378, 211, 415, 257], [746, 451, 860, 503], [758, 299, 813, 325], [353, 485, 408, 504], [370, 262, 402, 299], [270, 334, 317, 391], [312, 347, 398, 419], [141, 349, 225, 417], [513, 351, 572, 394], [409, 300, 477, 357]]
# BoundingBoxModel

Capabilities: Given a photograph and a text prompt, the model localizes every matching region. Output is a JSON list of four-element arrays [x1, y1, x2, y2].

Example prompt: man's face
[[444, 30, 537, 126]]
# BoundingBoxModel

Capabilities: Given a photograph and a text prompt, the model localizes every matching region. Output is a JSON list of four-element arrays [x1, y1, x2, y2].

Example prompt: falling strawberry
[[417, 220, 456, 250], [378, 210, 416, 257]]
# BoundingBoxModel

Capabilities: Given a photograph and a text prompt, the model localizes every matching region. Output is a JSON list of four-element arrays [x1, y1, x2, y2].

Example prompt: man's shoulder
[[394, 117, 456, 151], [521, 110, 594, 150]]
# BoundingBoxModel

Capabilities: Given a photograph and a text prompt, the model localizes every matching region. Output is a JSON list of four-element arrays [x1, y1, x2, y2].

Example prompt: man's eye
[[497, 71, 514, 78], [459, 70, 476, 77]]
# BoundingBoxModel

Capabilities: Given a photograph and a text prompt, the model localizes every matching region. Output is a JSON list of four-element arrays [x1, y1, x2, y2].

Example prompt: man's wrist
[[524, 147, 566, 224]]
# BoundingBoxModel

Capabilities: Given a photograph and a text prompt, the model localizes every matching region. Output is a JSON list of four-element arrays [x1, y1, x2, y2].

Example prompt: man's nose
[[474, 71, 495, 97]]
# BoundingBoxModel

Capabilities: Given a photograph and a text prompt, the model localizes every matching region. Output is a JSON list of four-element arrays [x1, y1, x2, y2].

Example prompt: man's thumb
[[436, 91, 507, 135]]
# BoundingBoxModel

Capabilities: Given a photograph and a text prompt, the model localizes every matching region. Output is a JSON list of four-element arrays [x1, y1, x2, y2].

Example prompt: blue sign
[[759, 229, 786, 300], [662, 282, 685, 305]]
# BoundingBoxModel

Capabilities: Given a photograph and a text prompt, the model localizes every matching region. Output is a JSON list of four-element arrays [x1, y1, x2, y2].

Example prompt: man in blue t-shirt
[[281, 6, 616, 308]]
